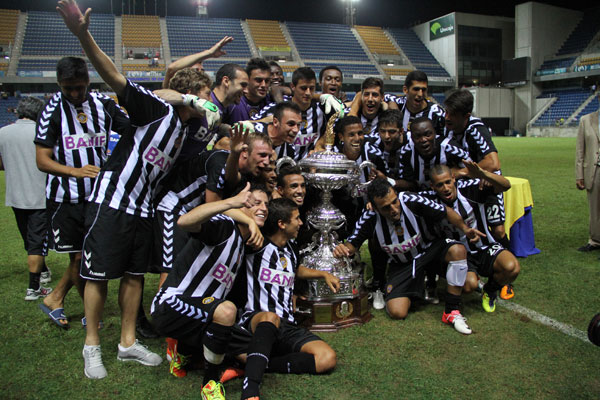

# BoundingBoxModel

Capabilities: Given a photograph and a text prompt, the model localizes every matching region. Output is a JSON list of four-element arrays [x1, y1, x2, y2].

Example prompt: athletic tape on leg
[[203, 345, 225, 365], [446, 259, 468, 286]]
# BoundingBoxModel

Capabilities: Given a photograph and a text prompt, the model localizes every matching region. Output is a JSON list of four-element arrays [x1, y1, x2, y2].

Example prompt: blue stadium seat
[[387, 28, 450, 77], [532, 88, 592, 126]]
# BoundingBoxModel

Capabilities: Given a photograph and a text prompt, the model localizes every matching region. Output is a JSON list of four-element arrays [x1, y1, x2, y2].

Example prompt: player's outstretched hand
[[324, 272, 340, 293], [209, 36, 233, 58], [246, 219, 264, 250], [57, 0, 90, 37], [333, 243, 351, 258], [464, 227, 486, 243], [463, 159, 485, 179], [230, 123, 249, 154], [72, 164, 100, 178], [319, 94, 345, 117]]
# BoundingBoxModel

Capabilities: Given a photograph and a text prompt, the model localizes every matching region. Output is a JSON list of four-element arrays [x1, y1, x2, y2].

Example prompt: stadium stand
[[0, 96, 19, 127], [22, 11, 114, 56], [247, 19, 289, 49], [387, 28, 450, 77], [532, 88, 591, 126], [122, 15, 162, 49], [555, 9, 600, 56], [578, 55, 600, 66], [538, 57, 577, 73], [354, 25, 399, 56], [382, 67, 413, 78], [122, 63, 165, 72], [573, 96, 600, 125], [166, 17, 251, 58], [286, 21, 370, 62], [0, 9, 19, 48], [304, 62, 380, 78], [17, 59, 96, 74]]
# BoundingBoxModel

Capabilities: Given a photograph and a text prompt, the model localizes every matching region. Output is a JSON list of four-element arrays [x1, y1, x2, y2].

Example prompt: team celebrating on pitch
[[22, 1, 522, 398]]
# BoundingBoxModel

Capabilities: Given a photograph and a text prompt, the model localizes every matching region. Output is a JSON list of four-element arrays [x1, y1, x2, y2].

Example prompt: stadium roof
[[3, 0, 594, 28]]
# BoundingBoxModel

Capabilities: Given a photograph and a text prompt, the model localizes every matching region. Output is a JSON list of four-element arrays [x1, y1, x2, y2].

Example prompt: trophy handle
[[354, 161, 377, 196], [276, 156, 296, 175]]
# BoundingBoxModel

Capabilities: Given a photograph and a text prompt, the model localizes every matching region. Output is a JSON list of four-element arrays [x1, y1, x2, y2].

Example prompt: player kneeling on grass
[[239, 198, 338, 400], [426, 162, 520, 312], [150, 183, 267, 399], [333, 178, 484, 335]]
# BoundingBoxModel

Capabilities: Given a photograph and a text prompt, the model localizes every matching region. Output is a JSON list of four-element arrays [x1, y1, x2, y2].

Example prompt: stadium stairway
[[159, 17, 172, 66], [240, 20, 260, 58], [114, 15, 122, 72], [279, 22, 303, 65], [350, 27, 386, 77], [7, 11, 27, 77], [531, 88, 594, 127], [567, 88, 600, 125]]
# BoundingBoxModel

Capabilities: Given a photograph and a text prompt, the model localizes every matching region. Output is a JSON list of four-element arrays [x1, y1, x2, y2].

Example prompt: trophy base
[[295, 291, 372, 332]]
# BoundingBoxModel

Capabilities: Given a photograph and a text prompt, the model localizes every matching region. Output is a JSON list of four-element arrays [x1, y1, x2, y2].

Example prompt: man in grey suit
[[575, 98, 600, 252]]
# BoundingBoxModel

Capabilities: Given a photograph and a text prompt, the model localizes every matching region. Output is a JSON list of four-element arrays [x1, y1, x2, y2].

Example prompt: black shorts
[[12, 208, 48, 256], [151, 290, 249, 355], [241, 312, 321, 355], [485, 193, 506, 226], [149, 210, 190, 274], [385, 238, 461, 301], [80, 202, 153, 280], [467, 243, 505, 277], [47, 200, 87, 253]]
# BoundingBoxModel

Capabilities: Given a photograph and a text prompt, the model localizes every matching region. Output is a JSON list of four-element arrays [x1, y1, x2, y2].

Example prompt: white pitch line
[[498, 299, 591, 344]]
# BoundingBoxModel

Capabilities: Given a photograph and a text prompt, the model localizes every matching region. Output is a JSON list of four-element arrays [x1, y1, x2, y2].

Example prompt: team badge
[[386, 284, 393, 294], [394, 224, 404, 236], [76, 112, 88, 124], [301, 119, 308, 129], [249, 108, 258, 118], [279, 257, 288, 272], [202, 297, 214, 304]]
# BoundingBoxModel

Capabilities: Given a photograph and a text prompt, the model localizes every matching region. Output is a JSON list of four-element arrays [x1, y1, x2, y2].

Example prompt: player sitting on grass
[[151, 183, 267, 399], [239, 198, 339, 400], [426, 162, 520, 312]]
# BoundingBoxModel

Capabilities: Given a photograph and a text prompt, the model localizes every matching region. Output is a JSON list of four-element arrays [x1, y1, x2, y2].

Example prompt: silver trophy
[[277, 112, 375, 305]]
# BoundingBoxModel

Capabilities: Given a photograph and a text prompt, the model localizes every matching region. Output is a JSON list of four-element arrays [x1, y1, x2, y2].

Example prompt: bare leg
[[84, 279, 108, 346], [119, 273, 143, 347], [386, 297, 411, 320], [299, 340, 337, 373]]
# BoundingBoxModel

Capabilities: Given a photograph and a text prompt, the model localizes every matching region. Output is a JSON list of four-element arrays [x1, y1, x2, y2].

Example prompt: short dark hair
[[56, 57, 89, 82], [319, 65, 343, 82], [361, 77, 383, 95], [231, 182, 269, 198], [404, 70, 428, 89], [268, 60, 282, 70], [334, 115, 362, 135], [378, 109, 402, 128], [273, 101, 302, 122], [367, 177, 393, 205], [246, 57, 271, 77], [429, 164, 451, 181], [277, 165, 303, 188], [263, 197, 298, 236], [410, 116, 434, 131], [16, 96, 44, 120], [444, 89, 474, 115], [215, 63, 245, 86], [292, 67, 316, 86]]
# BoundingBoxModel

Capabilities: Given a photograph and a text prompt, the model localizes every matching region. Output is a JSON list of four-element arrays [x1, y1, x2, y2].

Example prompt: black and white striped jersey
[[384, 94, 446, 136], [34, 91, 130, 203], [242, 238, 299, 324], [347, 192, 446, 265], [422, 179, 497, 253], [88, 80, 187, 218], [253, 96, 326, 160], [155, 150, 228, 215], [446, 116, 497, 163], [153, 214, 245, 308], [397, 136, 470, 189], [253, 122, 296, 160]]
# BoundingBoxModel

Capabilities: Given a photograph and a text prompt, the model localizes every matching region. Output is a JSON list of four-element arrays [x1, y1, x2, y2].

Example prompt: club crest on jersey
[[211, 263, 235, 291], [394, 224, 404, 236], [259, 266, 294, 288], [249, 108, 258, 119], [381, 233, 421, 254], [386, 284, 393, 294], [279, 257, 289, 272], [76, 112, 88, 124], [63, 132, 107, 151], [202, 297, 215, 304], [144, 146, 173, 172]]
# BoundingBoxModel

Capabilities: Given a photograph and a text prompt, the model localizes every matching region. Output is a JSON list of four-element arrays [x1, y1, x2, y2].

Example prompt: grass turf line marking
[[498, 299, 590, 344]]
